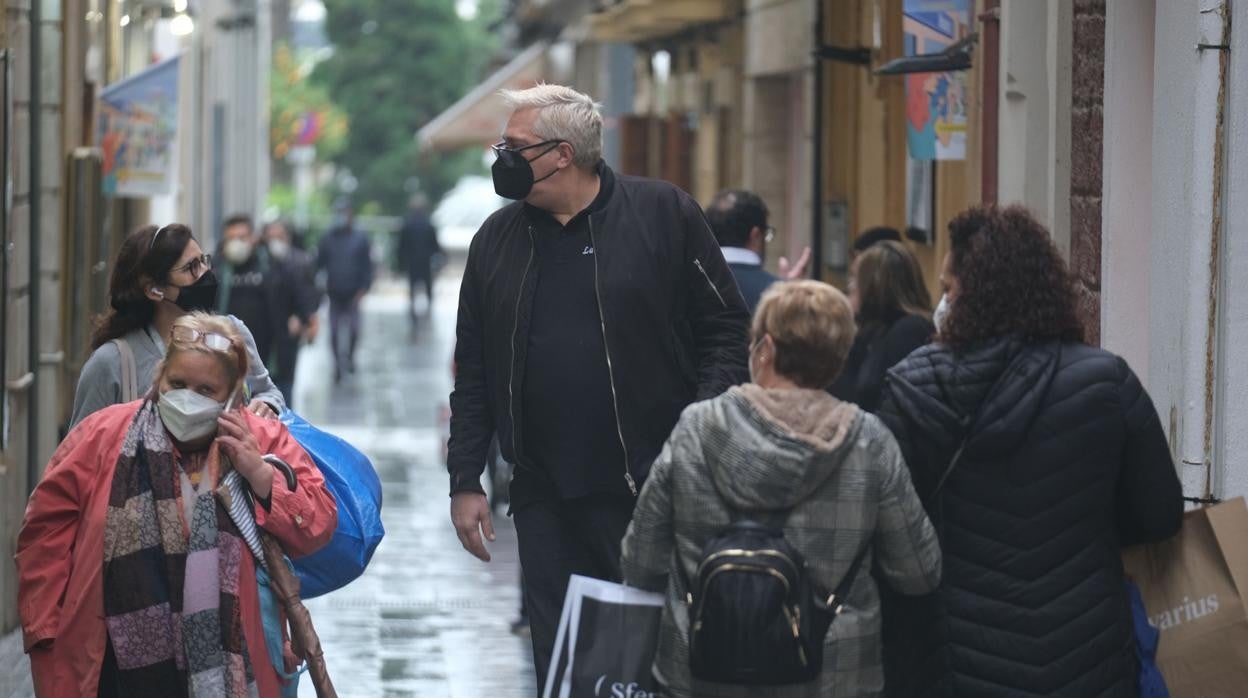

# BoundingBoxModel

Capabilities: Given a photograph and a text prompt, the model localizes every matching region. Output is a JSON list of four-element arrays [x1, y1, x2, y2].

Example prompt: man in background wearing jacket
[[447, 84, 750, 690], [317, 199, 374, 383], [706, 189, 811, 311]]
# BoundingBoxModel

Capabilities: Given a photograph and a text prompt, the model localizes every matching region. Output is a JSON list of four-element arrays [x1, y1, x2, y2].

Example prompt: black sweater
[[829, 312, 933, 412]]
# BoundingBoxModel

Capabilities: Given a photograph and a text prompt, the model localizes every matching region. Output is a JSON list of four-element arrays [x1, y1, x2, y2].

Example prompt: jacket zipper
[[693, 258, 728, 309], [589, 218, 638, 496], [509, 226, 536, 464]]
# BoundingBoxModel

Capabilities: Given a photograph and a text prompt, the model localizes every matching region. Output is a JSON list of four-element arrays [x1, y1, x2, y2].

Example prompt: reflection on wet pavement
[[295, 275, 536, 697]]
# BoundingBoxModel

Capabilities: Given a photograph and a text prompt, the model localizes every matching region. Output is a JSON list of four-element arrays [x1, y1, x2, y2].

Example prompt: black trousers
[[512, 493, 637, 693], [272, 333, 299, 408]]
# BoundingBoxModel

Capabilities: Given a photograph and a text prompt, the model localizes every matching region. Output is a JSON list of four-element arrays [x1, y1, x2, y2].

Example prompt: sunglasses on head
[[171, 326, 235, 353]]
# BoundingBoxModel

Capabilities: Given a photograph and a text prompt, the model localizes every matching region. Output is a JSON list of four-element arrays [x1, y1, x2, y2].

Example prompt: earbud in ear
[[151, 287, 165, 299]]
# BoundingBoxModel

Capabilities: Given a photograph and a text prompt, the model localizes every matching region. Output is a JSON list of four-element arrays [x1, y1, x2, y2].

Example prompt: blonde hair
[[752, 281, 857, 389], [156, 312, 249, 396], [499, 84, 603, 168]]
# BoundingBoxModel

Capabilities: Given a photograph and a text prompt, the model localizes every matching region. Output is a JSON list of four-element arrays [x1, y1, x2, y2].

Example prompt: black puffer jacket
[[877, 337, 1182, 697]]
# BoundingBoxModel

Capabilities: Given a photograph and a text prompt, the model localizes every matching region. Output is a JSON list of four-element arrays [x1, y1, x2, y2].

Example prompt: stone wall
[[1069, 0, 1105, 344]]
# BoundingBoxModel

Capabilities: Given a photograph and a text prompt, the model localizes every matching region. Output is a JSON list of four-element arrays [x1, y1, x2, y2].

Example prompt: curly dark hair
[[942, 205, 1084, 351]]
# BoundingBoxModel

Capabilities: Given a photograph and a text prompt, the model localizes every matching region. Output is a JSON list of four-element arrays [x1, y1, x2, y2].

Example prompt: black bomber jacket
[[447, 163, 751, 497]]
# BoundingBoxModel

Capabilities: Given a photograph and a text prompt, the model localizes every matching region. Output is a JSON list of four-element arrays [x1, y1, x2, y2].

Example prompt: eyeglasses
[[491, 139, 562, 167], [171, 253, 212, 278], [170, 326, 235, 353]]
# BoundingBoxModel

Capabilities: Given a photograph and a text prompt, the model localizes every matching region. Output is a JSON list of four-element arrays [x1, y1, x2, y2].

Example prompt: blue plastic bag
[[280, 410, 385, 598], [1127, 579, 1169, 698]]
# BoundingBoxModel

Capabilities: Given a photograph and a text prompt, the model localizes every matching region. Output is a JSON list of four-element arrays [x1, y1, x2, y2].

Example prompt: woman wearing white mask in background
[[70, 223, 286, 429], [17, 313, 336, 698]]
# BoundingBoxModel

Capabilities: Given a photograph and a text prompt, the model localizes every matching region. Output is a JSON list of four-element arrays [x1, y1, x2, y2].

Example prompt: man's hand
[[248, 398, 278, 419], [778, 246, 813, 281], [451, 492, 495, 562], [304, 315, 320, 343]]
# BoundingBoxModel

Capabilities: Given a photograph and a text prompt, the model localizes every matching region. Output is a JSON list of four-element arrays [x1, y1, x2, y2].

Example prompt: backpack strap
[[823, 542, 871, 615], [111, 338, 139, 403]]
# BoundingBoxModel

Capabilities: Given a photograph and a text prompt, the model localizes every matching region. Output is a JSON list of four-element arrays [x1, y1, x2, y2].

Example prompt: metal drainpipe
[[27, 0, 44, 493], [1182, 0, 1231, 500], [979, 0, 1001, 204], [811, 0, 824, 280]]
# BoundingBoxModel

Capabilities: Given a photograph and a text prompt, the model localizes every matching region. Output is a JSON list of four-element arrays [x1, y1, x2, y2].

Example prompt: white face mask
[[933, 293, 951, 335], [223, 238, 254, 265], [158, 389, 226, 442], [268, 238, 291, 260]]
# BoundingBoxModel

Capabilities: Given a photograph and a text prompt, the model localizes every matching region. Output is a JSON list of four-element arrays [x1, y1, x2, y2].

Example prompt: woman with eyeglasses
[[828, 241, 934, 413], [18, 312, 337, 698], [69, 223, 286, 428]]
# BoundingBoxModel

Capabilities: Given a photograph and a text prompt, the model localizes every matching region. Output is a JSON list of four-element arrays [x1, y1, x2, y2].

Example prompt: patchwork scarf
[[103, 400, 258, 697]]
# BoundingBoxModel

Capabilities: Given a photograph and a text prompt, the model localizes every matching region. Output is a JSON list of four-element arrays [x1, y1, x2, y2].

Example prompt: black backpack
[[684, 519, 869, 685]]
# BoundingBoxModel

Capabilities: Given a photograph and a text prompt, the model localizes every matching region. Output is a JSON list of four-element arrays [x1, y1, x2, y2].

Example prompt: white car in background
[[433, 175, 505, 253]]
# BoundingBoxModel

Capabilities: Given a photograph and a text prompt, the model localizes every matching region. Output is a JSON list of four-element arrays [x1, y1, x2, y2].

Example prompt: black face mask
[[168, 269, 219, 312], [491, 140, 562, 200]]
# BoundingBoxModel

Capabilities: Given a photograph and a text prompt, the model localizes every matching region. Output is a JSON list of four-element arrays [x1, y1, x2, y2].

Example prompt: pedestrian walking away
[[17, 313, 337, 698], [396, 192, 442, 318], [621, 280, 941, 698], [829, 240, 933, 413], [263, 219, 322, 406], [446, 83, 751, 693], [876, 205, 1184, 697], [69, 223, 286, 429], [706, 189, 812, 311], [317, 199, 374, 382]]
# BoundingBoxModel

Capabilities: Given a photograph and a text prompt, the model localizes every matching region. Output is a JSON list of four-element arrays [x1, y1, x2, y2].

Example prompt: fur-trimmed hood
[[703, 384, 862, 511]]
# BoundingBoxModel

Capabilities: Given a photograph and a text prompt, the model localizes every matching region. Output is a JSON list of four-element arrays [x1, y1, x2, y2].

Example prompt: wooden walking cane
[[259, 532, 338, 698], [217, 454, 338, 698]]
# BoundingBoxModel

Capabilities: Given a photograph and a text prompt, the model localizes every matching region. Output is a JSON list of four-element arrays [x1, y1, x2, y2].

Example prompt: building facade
[[1, 0, 273, 659]]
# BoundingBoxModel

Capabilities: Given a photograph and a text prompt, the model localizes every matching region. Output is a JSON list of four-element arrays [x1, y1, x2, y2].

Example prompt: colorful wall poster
[[97, 56, 180, 197], [904, 0, 971, 161]]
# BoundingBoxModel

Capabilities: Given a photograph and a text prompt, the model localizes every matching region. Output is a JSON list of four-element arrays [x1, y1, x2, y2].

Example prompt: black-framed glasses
[[171, 254, 212, 278], [490, 139, 562, 166], [171, 326, 235, 353]]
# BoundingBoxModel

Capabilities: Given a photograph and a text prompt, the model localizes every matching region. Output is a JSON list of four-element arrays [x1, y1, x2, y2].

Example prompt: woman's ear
[[143, 282, 166, 303]]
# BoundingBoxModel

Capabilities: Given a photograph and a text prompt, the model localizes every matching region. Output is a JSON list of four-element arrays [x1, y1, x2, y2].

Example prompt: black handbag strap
[[822, 541, 870, 614]]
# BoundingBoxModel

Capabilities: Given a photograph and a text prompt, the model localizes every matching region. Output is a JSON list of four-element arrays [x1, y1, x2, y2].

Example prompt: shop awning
[[587, 0, 734, 43], [416, 42, 549, 152]]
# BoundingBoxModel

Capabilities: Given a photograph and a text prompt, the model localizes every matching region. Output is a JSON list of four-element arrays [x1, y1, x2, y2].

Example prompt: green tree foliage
[[270, 42, 349, 161], [314, 0, 498, 213]]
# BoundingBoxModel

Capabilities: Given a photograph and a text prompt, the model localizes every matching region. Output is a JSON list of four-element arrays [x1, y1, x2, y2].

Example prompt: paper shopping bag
[[544, 575, 665, 698], [1122, 497, 1248, 697]]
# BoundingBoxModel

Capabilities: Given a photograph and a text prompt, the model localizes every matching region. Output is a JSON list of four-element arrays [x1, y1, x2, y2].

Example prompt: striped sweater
[[621, 384, 942, 697]]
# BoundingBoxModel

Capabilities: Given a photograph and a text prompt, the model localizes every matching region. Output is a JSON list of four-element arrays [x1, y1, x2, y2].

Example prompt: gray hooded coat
[[621, 384, 942, 697]]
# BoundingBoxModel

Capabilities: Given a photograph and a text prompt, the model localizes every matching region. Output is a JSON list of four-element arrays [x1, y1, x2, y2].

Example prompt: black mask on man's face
[[491, 140, 562, 200], [168, 270, 219, 312]]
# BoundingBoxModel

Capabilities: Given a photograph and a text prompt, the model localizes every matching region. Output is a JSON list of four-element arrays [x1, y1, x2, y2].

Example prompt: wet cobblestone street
[[294, 273, 536, 697]]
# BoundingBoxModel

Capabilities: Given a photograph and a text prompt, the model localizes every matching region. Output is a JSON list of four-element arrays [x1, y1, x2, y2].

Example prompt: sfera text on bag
[[594, 675, 657, 698]]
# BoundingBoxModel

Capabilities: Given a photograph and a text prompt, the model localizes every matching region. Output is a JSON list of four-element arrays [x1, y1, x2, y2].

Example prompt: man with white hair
[[447, 84, 750, 688]]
